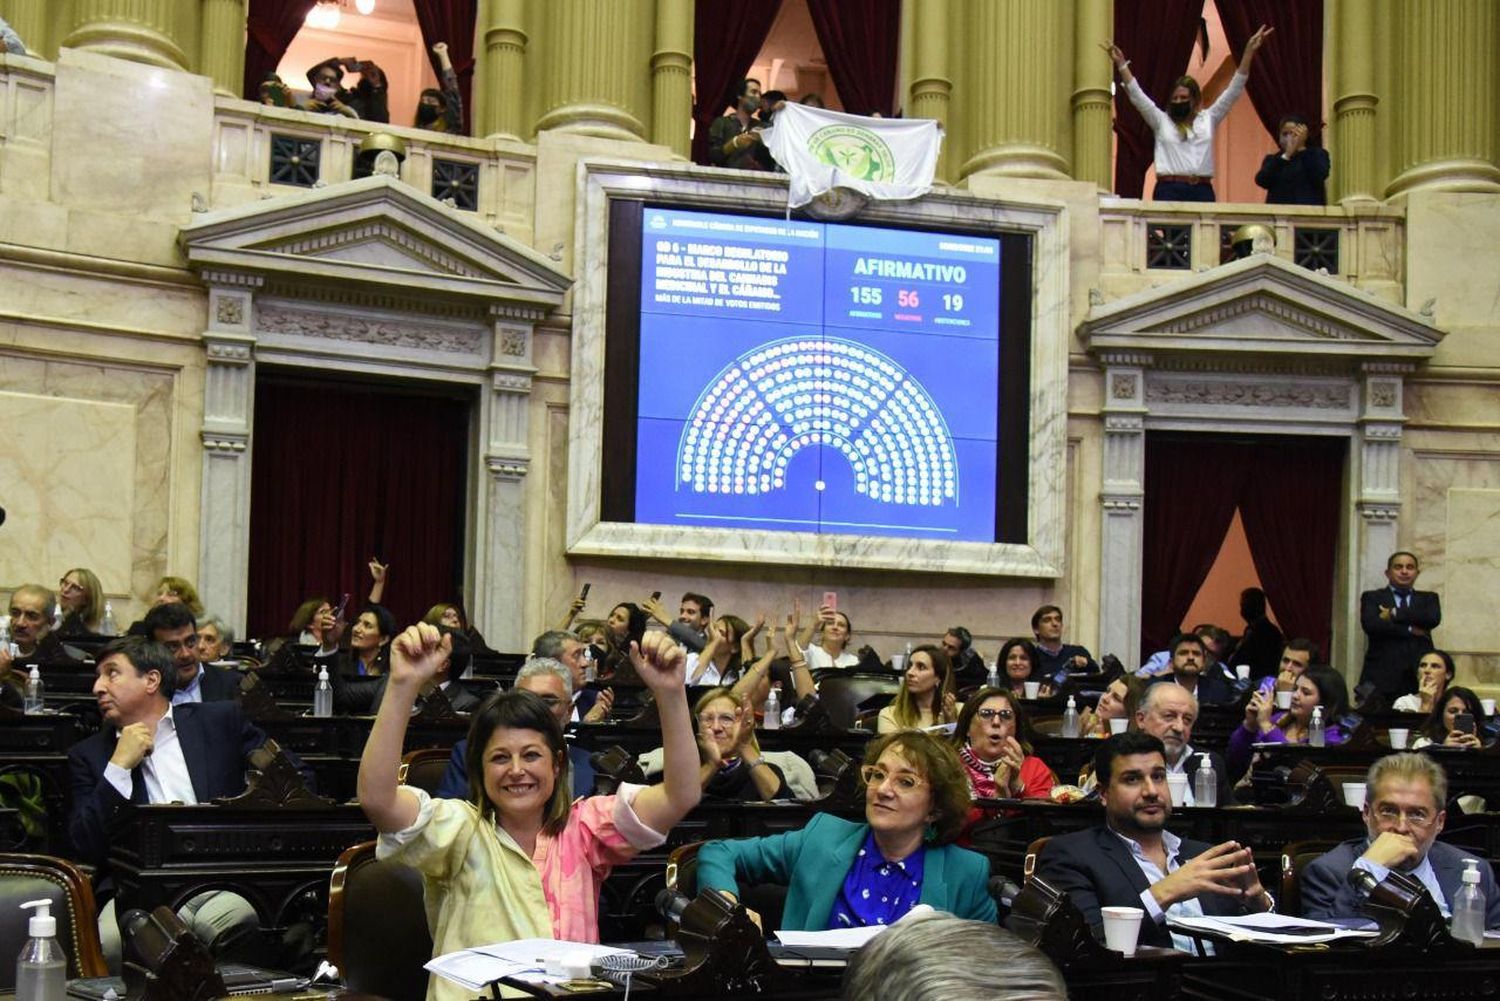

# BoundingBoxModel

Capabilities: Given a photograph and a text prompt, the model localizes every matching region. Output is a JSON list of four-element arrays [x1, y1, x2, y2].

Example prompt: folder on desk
[[1167, 912, 1380, 945], [68, 964, 305, 999]]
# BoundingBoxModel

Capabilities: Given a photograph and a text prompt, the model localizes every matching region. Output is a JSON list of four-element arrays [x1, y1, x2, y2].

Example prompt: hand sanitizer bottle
[[101, 601, 118, 636], [312, 666, 333, 718], [16, 899, 67, 1001], [1451, 858, 1486, 946], [1061, 695, 1080, 738], [763, 684, 780, 730], [986, 661, 1000, 690], [1194, 753, 1217, 807], [23, 667, 43, 715], [1309, 706, 1326, 747]]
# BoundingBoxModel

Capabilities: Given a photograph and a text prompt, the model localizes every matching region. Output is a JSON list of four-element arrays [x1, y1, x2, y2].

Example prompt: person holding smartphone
[[1413, 686, 1489, 749]]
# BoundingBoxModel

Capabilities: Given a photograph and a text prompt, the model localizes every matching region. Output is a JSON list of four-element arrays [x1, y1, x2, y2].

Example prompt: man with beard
[[1135, 683, 1232, 806], [1035, 732, 1272, 950], [1151, 633, 1234, 705], [1301, 753, 1500, 928], [708, 78, 773, 170]]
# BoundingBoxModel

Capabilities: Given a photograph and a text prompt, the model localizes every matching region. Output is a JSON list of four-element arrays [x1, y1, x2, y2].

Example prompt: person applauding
[[358, 626, 700, 1001], [953, 688, 1056, 800]]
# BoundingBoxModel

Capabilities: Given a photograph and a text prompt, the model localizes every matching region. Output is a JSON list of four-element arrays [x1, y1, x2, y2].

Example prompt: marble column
[[198, 0, 246, 98], [957, 0, 1072, 181], [198, 276, 261, 636], [1385, 0, 1500, 197], [533, 0, 651, 141], [1097, 355, 1150, 667], [4, 0, 48, 58], [62, 0, 193, 71], [649, 0, 692, 158], [1330, 0, 1380, 203], [477, 305, 542, 652], [1354, 364, 1410, 587], [1071, 0, 1113, 191], [907, 0, 952, 182], [475, 0, 527, 140]]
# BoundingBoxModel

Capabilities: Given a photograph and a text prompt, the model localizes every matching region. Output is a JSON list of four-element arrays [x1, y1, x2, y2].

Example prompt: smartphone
[[822, 591, 838, 612], [651, 590, 662, 601], [580, 582, 591, 600], [1455, 712, 1476, 735], [331, 592, 351, 622]]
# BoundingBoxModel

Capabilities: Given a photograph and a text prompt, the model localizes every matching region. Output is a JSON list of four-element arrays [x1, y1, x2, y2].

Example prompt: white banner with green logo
[[763, 104, 943, 208]]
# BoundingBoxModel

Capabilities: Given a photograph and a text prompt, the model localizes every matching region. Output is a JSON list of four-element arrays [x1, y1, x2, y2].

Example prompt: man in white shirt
[[1102, 25, 1273, 201]]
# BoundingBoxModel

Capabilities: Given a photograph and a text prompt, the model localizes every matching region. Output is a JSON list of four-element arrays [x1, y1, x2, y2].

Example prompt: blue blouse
[[828, 831, 926, 928]]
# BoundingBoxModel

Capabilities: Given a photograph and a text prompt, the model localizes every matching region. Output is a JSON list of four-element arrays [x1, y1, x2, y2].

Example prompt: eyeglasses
[[58, 579, 84, 595], [697, 712, 739, 728], [1373, 804, 1435, 828], [860, 765, 925, 792], [976, 708, 1015, 722]]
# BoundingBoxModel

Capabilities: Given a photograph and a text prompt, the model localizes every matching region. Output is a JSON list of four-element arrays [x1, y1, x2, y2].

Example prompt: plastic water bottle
[[51, 603, 63, 631], [1309, 706, 1326, 747], [101, 601, 118, 636], [312, 666, 333, 718], [1194, 753, 1217, 807], [23, 667, 43, 715], [1452, 858, 1486, 946], [1061, 695, 1080, 738], [583, 647, 597, 685], [16, 898, 67, 1001], [986, 661, 1000, 690], [763, 684, 781, 730]]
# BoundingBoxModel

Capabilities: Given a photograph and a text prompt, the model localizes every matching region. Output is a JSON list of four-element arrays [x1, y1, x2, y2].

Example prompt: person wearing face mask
[[304, 57, 389, 122], [708, 77, 774, 170], [1255, 113, 1330, 205], [1101, 25, 1273, 202], [416, 42, 463, 133]]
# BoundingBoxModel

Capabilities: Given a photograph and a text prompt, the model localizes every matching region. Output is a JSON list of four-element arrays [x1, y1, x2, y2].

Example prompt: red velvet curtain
[[1112, 0, 1206, 197], [243, 0, 316, 100], [1218, 0, 1325, 142], [246, 376, 471, 639], [692, 0, 784, 165], [1140, 433, 1249, 662], [805, 0, 901, 117], [1238, 437, 1344, 660], [412, 0, 478, 135]]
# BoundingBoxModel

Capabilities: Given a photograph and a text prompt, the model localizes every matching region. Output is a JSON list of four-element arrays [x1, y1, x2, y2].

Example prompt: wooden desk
[[1181, 941, 1500, 1000]]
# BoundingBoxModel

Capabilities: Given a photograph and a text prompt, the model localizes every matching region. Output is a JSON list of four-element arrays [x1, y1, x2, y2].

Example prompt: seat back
[[1023, 836, 1053, 884], [1280, 839, 1340, 917], [328, 842, 431, 1001], [0, 853, 107, 987], [812, 674, 900, 731], [399, 747, 454, 796], [666, 841, 787, 934]]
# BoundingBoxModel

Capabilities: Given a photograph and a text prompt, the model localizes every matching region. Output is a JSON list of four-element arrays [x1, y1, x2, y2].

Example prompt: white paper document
[[1167, 912, 1380, 945], [776, 926, 890, 949], [425, 938, 635, 991]]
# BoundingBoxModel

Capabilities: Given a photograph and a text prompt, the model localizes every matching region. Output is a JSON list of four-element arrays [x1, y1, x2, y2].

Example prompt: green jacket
[[696, 813, 997, 930]]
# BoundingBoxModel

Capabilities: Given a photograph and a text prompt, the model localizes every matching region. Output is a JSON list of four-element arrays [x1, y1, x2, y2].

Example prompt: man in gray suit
[[1301, 753, 1500, 928]]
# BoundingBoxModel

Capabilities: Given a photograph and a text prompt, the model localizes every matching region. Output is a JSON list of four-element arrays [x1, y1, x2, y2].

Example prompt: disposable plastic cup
[[1101, 906, 1144, 957], [1023, 681, 1041, 700], [1276, 691, 1293, 710], [1235, 665, 1251, 681], [891, 655, 906, 672], [1166, 772, 1188, 806], [1483, 699, 1496, 717], [1342, 782, 1367, 809], [1388, 728, 1409, 749], [1109, 717, 1129, 734]]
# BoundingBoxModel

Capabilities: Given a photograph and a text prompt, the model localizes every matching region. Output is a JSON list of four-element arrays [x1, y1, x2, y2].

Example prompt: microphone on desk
[[656, 887, 693, 925]]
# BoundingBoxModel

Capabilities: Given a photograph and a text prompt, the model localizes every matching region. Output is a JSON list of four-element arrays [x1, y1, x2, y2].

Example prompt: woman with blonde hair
[[877, 645, 960, 733], [56, 567, 106, 636]]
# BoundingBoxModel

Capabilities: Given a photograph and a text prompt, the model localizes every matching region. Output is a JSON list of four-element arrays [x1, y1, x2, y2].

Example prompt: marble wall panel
[[1405, 191, 1500, 369], [1442, 488, 1500, 659]]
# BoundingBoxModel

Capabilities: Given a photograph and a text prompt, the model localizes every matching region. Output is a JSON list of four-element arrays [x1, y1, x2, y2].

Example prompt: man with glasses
[[141, 602, 241, 703], [1035, 732, 1272, 951], [1301, 753, 1500, 927]]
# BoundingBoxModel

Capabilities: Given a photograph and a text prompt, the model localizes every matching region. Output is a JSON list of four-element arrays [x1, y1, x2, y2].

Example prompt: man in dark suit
[[1227, 587, 1283, 681], [1302, 753, 1500, 928], [329, 627, 481, 715], [142, 602, 241, 703], [1033, 732, 1272, 950], [1151, 633, 1235, 706], [1359, 551, 1441, 701], [1135, 682, 1233, 806]]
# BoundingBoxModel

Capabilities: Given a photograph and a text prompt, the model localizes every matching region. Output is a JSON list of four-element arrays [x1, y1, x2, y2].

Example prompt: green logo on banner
[[807, 125, 895, 182]]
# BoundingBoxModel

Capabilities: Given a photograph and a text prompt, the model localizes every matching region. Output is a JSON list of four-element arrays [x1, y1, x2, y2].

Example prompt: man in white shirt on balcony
[[1102, 25, 1272, 202]]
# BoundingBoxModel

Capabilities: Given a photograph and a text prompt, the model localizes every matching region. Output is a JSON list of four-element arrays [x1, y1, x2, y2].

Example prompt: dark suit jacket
[[1301, 837, 1500, 928], [1229, 616, 1284, 681], [1035, 826, 1255, 947], [66, 701, 304, 868], [1155, 671, 1237, 706], [193, 663, 243, 702], [1359, 587, 1441, 699], [330, 673, 482, 716], [435, 737, 596, 800]]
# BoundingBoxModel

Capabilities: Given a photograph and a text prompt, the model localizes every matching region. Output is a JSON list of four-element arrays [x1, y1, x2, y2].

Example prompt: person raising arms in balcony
[[1101, 25, 1273, 203]]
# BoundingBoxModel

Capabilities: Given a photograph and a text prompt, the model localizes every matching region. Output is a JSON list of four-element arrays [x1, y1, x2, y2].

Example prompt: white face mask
[[313, 83, 337, 101]]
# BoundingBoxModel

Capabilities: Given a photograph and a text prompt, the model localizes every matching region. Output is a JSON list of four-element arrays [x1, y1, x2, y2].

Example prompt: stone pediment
[[1082, 254, 1442, 367], [180, 175, 570, 313]]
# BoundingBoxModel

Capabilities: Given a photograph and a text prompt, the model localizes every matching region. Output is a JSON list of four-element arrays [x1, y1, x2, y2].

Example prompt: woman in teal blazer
[[697, 731, 997, 929]]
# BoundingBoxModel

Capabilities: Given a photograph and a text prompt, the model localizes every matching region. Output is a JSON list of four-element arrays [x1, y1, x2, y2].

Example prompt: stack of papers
[[425, 939, 635, 992], [775, 926, 890, 950], [1167, 912, 1380, 945]]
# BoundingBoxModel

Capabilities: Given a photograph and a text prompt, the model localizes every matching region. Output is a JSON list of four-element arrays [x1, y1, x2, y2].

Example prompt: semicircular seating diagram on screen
[[675, 336, 959, 507]]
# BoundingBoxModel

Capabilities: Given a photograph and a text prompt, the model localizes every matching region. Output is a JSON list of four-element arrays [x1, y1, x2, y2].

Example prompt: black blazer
[[330, 672, 483, 716], [66, 701, 308, 868], [1228, 616, 1283, 681], [1034, 826, 1254, 948], [1154, 671, 1237, 707], [195, 663, 244, 702], [1358, 587, 1441, 699]]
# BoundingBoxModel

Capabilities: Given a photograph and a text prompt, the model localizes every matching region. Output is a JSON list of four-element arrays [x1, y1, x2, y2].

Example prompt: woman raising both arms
[[358, 624, 701, 1001]]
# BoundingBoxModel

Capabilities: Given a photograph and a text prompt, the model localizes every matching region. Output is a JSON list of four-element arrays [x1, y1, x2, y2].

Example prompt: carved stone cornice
[[201, 432, 248, 452], [1101, 495, 1143, 512], [263, 221, 487, 278], [487, 456, 530, 479], [1357, 503, 1400, 521], [1360, 423, 1404, 440], [1103, 414, 1145, 433], [1097, 351, 1153, 368], [491, 371, 533, 393], [255, 303, 484, 355], [1145, 379, 1353, 410], [200, 270, 264, 289], [204, 338, 254, 364], [491, 303, 549, 323]]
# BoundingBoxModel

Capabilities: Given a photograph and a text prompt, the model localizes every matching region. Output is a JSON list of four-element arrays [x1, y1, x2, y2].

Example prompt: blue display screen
[[634, 207, 1002, 542]]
